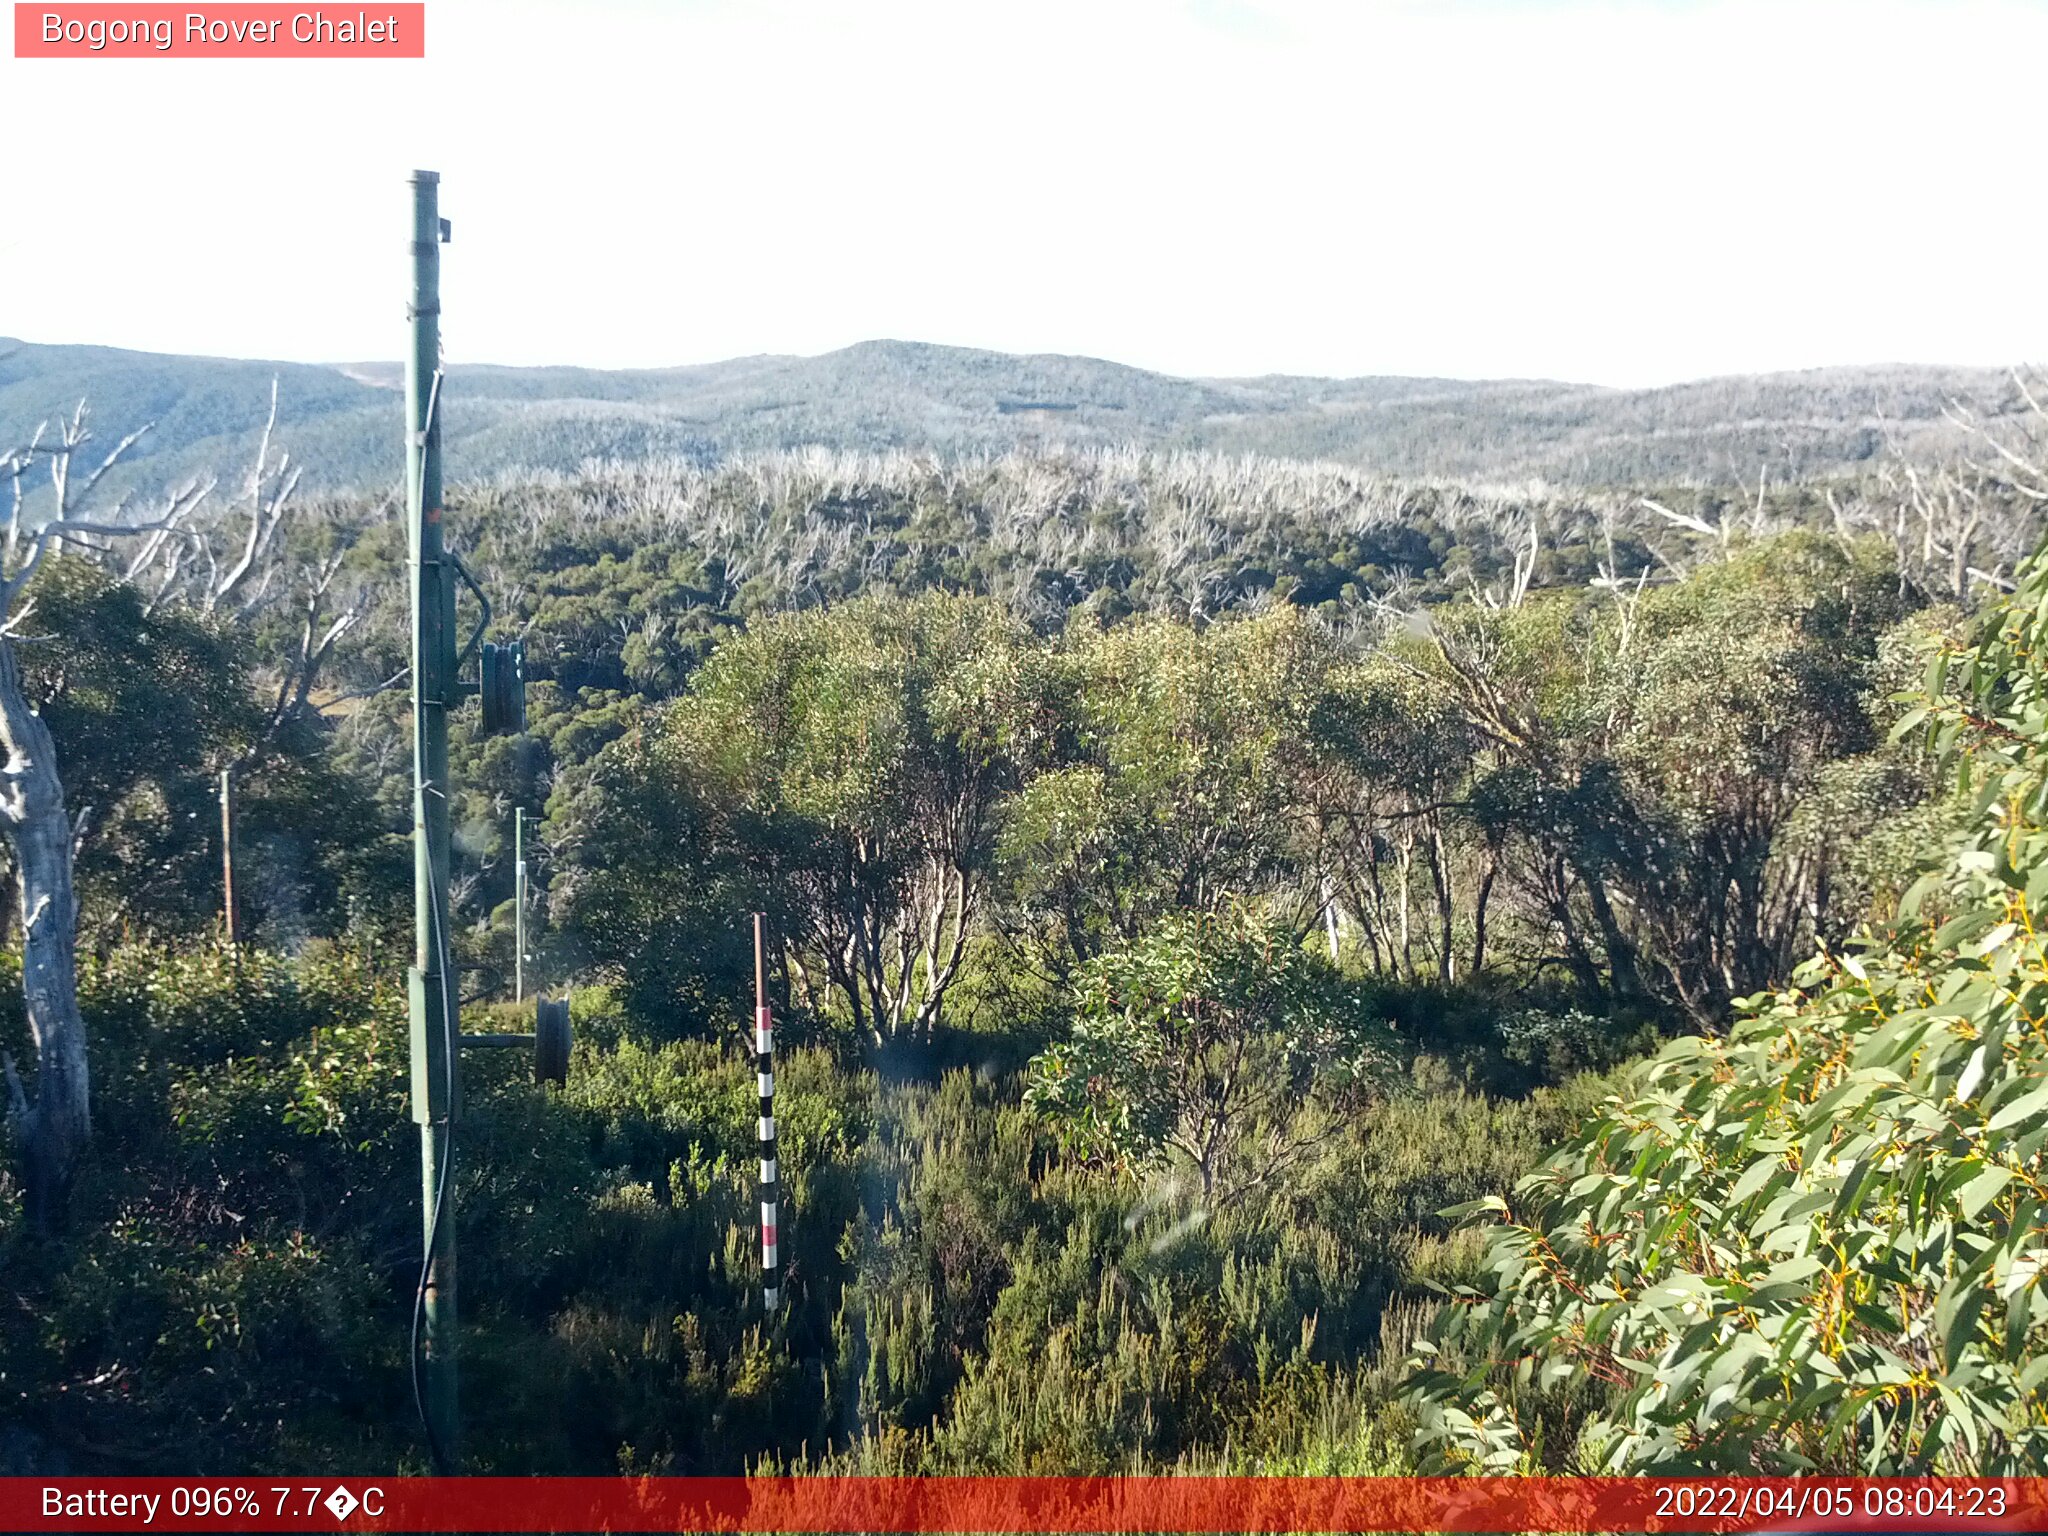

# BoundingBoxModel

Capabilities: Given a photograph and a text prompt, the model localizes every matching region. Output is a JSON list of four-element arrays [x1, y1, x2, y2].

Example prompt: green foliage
[[0, 944, 410, 1468], [1405, 541, 2048, 1474], [1004, 609, 1333, 965], [1415, 533, 1924, 1018], [21, 559, 253, 809], [563, 592, 1046, 1040], [2, 925, 1603, 1475], [0, 554, 404, 949], [550, 532, 1932, 1066], [545, 729, 748, 1035], [1026, 905, 1389, 1200], [12, 559, 254, 931], [0, 377, 2014, 1479]]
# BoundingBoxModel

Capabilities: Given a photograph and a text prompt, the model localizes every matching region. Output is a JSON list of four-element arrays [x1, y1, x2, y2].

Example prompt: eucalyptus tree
[[1025, 903, 1390, 1204], [1408, 529, 2048, 1474], [577, 591, 1046, 1043], [1589, 534, 1911, 1014], [998, 606, 1335, 976], [1396, 532, 1916, 1022], [1292, 647, 1484, 980]]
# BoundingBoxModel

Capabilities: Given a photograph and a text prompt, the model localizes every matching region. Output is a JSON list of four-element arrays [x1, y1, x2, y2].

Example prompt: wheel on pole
[[534, 996, 571, 1085]]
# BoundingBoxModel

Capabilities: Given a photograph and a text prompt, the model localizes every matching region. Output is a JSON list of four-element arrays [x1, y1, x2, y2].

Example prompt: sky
[[2, 0, 2043, 387]]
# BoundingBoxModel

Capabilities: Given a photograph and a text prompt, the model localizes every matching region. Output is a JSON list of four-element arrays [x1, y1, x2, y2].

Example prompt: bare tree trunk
[[1579, 866, 1641, 1002], [1547, 851, 1604, 1000], [1427, 821, 1455, 984], [0, 635, 88, 1234], [1394, 829, 1414, 980], [1471, 848, 1498, 977]]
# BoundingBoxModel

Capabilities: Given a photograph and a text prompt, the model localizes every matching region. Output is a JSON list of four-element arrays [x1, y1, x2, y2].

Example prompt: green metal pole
[[514, 807, 526, 1004], [405, 167, 459, 1469]]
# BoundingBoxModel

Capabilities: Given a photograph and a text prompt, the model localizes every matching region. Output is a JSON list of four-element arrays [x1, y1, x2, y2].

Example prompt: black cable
[[407, 358, 459, 1473], [409, 841, 458, 1474]]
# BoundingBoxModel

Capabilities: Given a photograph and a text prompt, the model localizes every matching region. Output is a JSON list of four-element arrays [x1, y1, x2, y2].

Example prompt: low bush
[[1, 937, 1614, 1472]]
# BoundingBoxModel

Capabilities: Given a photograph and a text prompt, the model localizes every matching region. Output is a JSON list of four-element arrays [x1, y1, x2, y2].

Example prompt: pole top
[[410, 168, 441, 184]]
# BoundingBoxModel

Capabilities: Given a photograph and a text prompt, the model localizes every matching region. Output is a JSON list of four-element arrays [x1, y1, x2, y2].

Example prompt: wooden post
[[219, 768, 238, 946]]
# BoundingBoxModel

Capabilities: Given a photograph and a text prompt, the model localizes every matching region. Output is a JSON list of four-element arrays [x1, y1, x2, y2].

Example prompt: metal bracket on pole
[[450, 550, 491, 672]]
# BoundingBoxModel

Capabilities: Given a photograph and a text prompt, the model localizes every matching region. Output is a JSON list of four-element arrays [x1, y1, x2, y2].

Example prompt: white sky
[[2, 0, 2042, 386]]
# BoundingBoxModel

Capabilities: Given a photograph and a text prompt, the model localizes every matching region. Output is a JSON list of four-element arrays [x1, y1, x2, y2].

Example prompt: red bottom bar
[[4, 1476, 2043, 1534]]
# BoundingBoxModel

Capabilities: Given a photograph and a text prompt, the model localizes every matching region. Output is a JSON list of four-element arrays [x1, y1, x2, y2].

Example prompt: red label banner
[[2, 1476, 2044, 1533], [13, 4, 424, 57]]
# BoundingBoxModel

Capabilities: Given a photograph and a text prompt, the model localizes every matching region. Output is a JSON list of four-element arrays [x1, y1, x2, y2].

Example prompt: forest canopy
[[1, 399, 2044, 1475]]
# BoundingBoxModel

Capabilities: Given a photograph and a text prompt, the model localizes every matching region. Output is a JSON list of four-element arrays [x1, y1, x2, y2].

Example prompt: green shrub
[[1406, 545, 2048, 1475], [3, 931, 1616, 1475]]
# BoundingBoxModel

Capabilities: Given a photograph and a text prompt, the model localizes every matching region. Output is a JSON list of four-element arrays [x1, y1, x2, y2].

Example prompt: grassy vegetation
[[0, 944, 1623, 1474]]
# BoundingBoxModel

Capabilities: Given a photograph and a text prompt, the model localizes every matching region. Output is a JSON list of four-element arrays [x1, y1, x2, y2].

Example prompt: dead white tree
[[0, 400, 211, 1232], [0, 379, 353, 1230], [204, 379, 301, 616], [1466, 510, 1540, 611], [255, 546, 375, 744], [121, 384, 387, 755]]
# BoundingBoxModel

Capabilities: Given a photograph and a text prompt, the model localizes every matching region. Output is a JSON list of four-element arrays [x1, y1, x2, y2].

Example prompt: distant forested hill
[[0, 335, 2022, 506]]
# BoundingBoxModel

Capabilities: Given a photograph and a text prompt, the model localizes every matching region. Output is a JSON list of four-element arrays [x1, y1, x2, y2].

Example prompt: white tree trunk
[[0, 634, 88, 1233]]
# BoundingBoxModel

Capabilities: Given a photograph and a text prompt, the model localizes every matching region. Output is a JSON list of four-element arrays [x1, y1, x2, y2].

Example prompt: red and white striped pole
[[753, 913, 780, 1313]]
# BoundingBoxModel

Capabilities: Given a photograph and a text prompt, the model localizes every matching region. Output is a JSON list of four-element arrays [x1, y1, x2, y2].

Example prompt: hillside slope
[[0, 336, 2018, 503]]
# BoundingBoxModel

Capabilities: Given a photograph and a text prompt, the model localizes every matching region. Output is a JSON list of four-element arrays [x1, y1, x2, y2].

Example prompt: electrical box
[[535, 996, 571, 1086], [479, 640, 525, 736], [408, 966, 461, 1123]]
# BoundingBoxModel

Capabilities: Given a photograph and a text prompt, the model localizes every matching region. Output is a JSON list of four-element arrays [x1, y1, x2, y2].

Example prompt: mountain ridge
[[0, 334, 2021, 502]]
